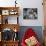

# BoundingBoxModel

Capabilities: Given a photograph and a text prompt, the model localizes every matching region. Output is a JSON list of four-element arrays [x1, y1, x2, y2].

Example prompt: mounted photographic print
[[2, 10, 9, 15], [23, 8, 38, 19]]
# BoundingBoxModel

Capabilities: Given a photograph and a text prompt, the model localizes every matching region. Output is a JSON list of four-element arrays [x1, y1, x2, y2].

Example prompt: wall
[[0, 0, 44, 26], [0, 0, 15, 7], [17, 0, 44, 26]]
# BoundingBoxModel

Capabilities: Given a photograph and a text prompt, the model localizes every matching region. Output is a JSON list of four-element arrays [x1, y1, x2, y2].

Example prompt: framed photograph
[[2, 16, 8, 24], [2, 16, 18, 24], [9, 10, 17, 15], [2, 10, 9, 15], [8, 16, 18, 24], [1, 28, 13, 41], [23, 8, 38, 19]]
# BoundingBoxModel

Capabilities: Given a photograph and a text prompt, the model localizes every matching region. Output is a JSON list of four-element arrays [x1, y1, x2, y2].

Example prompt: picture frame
[[23, 8, 38, 19], [2, 10, 9, 15], [8, 16, 18, 24], [2, 16, 8, 24], [9, 10, 18, 15], [1, 28, 18, 41], [2, 16, 18, 24], [1, 28, 13, 41]]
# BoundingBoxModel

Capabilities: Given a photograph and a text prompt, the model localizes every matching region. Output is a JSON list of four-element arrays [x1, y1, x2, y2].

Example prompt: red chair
[[21, 28, 41, 46]]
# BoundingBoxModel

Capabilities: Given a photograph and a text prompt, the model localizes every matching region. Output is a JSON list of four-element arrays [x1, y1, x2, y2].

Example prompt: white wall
[[0, 0, 15, 7], [0, 0, 44, 26], [17, 0, 44, 26]]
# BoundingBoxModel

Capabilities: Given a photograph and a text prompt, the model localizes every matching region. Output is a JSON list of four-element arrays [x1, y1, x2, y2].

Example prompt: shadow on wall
[[18, 26, 43, 44]]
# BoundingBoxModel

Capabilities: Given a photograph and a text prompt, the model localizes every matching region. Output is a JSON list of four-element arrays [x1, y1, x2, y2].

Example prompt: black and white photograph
[[23, 8, 38, 19]]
